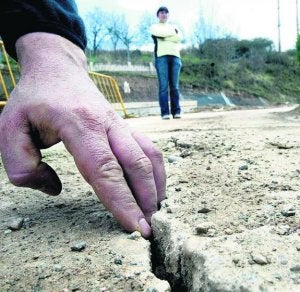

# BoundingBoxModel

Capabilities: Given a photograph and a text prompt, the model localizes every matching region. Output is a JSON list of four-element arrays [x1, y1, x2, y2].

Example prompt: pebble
[[239, 164, 248, 170], [167, 156, 183, 163], [114, 258, 122, 265], [160, 200, 169, 208], [224, 228, 234, 235], [127, 231, 141, 240], [32, 254, 40, 260], [53, 264, 63, 272], [70, 241, 86, 252], [251, 252, 269, 265], [7, 217, 24, 230], [180, 149, 192, 158], [290, 265, 300, 272], [195, 222, 212, 235], [198, 207, 211, 214], [207, 228, 217, 237], [281, 209, 296, 217]]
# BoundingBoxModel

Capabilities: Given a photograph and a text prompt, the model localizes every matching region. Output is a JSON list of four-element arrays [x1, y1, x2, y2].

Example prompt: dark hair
[[156, 6, 169, 16]]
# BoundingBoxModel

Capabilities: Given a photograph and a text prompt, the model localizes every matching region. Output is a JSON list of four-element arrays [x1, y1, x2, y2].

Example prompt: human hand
[[0, 33, 166, 238]]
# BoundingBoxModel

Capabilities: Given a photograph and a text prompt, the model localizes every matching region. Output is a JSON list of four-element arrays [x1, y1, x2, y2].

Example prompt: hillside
[[93, 38, 300, 107]]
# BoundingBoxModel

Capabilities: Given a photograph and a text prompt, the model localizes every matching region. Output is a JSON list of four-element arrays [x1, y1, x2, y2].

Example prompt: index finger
[[61, 122, 152, 238]]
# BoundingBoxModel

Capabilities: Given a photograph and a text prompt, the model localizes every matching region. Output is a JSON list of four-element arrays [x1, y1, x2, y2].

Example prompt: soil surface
[[1, 105, 300, 291]]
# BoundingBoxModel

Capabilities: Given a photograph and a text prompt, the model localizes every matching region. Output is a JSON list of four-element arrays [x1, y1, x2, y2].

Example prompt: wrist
[[15, 32, 87, 75]]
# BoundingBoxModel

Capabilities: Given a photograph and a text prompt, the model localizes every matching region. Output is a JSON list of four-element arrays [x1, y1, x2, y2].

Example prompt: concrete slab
[[128, 106, 300, 291]]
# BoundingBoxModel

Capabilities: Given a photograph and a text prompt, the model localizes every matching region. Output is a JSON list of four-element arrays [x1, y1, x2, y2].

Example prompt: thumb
[[0, 120, 62, 195], [5, 161, 62, 195]]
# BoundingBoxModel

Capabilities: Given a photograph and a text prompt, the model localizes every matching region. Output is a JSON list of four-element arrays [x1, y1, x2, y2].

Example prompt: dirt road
[[1, 106, 299, 291]]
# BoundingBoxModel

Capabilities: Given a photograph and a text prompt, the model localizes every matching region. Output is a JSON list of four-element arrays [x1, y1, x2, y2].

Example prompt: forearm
[[164, 34, 182, 43], [150, 24, 177, 38], [16, 32, 88, 77]]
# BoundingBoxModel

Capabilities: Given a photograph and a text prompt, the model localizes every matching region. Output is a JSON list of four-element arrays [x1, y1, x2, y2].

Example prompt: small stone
[[167, 156, 183, 163], [160, 200, 169, 208], [32, 254, 40, 260], [180, 149, 192, 158], [239, 164, 248, 170], [224, 228, 233, 235], [290, 265, 300, 272], [53, 264, 63, 272], [274, 274, 282, 280], [127, 231, 141, 240], [7, 217, 24, 230], [274, 225, 290, 235], [207, 228, 217, 237], [70, 241, 86, 252], [198, 207, 211, 214], [195, 223, 212, 235], [281, 209, 296, 217], [251, 253, 269, 265], [114, 258, 122, 265]]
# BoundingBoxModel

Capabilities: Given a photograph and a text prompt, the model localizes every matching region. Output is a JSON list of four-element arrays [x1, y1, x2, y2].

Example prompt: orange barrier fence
[[0, 40, 16, 109], [88, 71, 132, 118]]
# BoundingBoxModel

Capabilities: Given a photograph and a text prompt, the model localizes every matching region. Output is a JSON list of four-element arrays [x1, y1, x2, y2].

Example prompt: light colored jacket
[[150, 22, 182, 58]]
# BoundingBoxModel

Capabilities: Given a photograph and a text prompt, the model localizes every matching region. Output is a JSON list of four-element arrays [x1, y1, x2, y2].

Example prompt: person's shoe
[[162, 115, 170, 120], [173, 113, 181, 119]]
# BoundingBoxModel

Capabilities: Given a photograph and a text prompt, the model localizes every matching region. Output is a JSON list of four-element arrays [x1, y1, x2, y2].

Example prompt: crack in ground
[[150, 236, 187, 292]]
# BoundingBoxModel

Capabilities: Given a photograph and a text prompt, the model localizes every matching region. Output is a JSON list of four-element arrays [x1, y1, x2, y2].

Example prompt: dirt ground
[[0, 105, 300, 291]]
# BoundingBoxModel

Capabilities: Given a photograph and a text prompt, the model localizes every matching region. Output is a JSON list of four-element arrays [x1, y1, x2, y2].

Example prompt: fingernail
[[138, 218, 152, 238]]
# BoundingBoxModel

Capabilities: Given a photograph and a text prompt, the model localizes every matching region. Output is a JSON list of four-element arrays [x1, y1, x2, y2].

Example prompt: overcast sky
[[76, 0, 299, 51]]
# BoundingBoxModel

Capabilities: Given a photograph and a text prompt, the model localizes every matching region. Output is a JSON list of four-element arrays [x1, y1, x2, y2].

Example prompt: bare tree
[[105, 14, 136, 63], [193, 13, 227, 50], [115, 15, 135, 64], [137, 12, 156, 47], [106, 13, 123, 53], [84, 8, 108, 54]]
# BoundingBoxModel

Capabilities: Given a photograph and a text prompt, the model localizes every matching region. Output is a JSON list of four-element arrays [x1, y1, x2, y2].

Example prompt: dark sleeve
[[0, 0, 87, 60]]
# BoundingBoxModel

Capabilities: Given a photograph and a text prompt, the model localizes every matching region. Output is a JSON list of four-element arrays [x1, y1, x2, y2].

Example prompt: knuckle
[[97, 160, 124, 181], [130, 156, 153, 176], [149, 145, 164, 162], [143, 143, 164, 163]]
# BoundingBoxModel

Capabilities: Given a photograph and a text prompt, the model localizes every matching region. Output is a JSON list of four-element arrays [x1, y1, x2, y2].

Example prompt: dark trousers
[[155, 55, 182, 117]]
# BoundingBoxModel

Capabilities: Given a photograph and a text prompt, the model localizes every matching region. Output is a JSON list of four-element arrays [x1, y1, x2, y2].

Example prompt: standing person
[[150, 6, 183, 120], [0, 0, 166, 239]]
